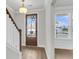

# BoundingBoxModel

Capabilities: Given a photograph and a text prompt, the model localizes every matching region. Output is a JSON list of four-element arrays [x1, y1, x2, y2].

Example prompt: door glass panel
[[26, 15, 36, 37]]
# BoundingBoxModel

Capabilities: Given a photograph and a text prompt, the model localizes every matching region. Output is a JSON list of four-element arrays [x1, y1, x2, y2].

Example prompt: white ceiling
[[6, 0, 45, 11], [7, 0, 73, 11]]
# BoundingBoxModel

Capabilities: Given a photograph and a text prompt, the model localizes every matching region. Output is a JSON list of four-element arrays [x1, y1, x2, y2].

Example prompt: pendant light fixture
[[19, 0, 27, 14]]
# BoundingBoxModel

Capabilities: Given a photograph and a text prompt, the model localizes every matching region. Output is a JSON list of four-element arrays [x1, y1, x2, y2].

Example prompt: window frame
[[55, 12, 72, 39]]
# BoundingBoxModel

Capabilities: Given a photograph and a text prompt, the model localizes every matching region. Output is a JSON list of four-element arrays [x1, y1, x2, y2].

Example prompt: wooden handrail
[[6, 8, 22, 51], [6, 8, 19, 31]]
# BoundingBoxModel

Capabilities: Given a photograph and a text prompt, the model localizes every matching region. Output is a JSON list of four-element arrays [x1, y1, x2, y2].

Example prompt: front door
[[26, 14, 37, 46]]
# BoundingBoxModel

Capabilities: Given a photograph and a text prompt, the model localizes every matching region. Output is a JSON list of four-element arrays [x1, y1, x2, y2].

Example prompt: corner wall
[[26, 9, 46, 47], [7, 5, 46, 47], [54, 1, 73, 49], [6, 44, 21, 59]]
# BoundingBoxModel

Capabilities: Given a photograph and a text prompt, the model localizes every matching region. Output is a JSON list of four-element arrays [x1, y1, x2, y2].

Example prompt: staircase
[[22, 46, 47, 59], [6, 8, 47, 59], [6, 8, 22, 51]]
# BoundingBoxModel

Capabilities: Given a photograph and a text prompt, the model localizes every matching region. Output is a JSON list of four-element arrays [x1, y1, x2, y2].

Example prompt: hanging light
[[19, 0, 27, 14]]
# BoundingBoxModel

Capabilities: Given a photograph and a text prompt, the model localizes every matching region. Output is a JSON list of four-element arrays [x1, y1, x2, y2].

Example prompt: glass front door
[[26, 14, 37, 46]]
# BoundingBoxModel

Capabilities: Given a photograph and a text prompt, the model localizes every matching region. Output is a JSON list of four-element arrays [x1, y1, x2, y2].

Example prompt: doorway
[[26, 14, 37, 46]]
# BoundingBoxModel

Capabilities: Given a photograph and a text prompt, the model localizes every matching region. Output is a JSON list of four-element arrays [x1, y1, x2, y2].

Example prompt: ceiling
[[6, 0, 45, 11], [7, 0, 73, 11]]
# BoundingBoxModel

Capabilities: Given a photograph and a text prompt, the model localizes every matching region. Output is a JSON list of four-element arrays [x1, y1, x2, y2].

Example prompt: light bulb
[[19, 7, 27, 14]]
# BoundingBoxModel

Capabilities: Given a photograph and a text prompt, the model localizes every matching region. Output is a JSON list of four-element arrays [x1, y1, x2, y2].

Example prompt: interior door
[[26, 14, 37, 46]]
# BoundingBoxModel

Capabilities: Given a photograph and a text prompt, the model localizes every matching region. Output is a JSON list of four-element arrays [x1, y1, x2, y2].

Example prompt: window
[[26, 14, 37, 37], [55, 14, 71, 39]]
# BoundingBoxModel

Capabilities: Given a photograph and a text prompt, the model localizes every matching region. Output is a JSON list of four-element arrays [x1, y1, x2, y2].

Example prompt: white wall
[[12, 14, 26, 46], [7, 1, 73, 59], [6, 44, 21, 59], [26, 9, 46, 47], [14, 9, 46, 47], [54, 0, 73, 49], [15, 9, 46, 47], [44, 0, 55, 59], [7, 5, 46, 47], [55, 0, 73, 7], [7, 5, 26, 46], [6, 6, 22, 59]]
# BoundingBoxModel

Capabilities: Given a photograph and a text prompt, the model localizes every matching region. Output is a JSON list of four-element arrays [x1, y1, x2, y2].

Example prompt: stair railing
[[6, 8, 22, 51]]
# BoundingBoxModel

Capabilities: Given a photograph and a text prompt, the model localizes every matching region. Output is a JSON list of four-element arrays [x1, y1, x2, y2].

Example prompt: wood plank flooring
[[55, 49, 73, 59], [22, 46, 47, 59], [22, 46, 73, 59]]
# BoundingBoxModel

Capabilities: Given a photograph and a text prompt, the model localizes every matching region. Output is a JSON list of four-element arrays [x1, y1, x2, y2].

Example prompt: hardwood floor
[[55, 49, 73, 59], [22, 46, 47, 59], [22, 47, 73, 59]]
